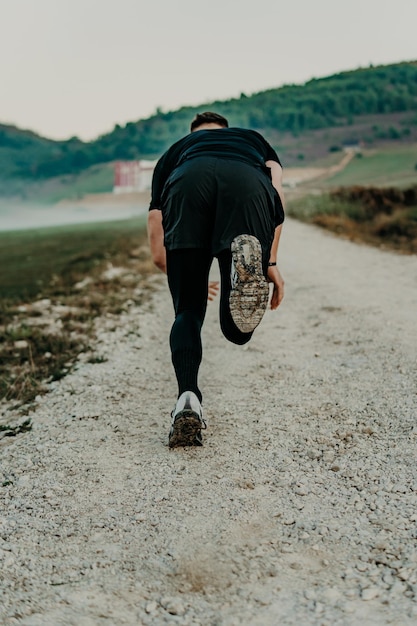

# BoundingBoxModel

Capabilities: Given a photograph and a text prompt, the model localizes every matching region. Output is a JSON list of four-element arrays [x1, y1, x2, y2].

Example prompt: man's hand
[[208, 281, 219, 301], [267, 265, 284, 310]]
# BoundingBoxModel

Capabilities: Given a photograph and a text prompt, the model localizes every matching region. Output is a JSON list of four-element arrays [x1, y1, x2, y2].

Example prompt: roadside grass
[[287, 185, 417, 253], [0, 216, 157, 411], [0, 216, 149, 300]]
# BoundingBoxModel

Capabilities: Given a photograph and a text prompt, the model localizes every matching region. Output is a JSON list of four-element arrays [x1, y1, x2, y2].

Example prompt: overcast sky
[[2, 0, 416, 141]]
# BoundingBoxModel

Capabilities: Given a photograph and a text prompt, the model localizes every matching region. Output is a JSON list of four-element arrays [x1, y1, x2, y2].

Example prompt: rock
[[356, 561, 368, 572], [293, 484, 309, 495], [74, 277, 94, 290], [101, 266, 127, 281], [307, 449, 321, 460], [145, 601, 158, 614], [14, 340, 29, 350], [160, 597, 186, 616], [253, 592, 271, 606], [361, 587, 380, 601], [321, 587, 341, 603]]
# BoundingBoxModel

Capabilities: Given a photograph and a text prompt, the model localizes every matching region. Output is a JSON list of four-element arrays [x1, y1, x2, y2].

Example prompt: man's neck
[[192, 123, 226, 132]]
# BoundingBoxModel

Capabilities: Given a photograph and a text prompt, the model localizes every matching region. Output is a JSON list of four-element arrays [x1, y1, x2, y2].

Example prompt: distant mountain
[[0, 124, 86, 194], [1, 60, 416, 193]]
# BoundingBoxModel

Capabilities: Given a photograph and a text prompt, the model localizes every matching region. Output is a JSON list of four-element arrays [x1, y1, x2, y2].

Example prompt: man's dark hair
[[190, 112, 229, 131]]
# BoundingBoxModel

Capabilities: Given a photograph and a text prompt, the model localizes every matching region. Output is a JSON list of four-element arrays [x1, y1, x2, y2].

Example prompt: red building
[[113, 160, 157, 193]]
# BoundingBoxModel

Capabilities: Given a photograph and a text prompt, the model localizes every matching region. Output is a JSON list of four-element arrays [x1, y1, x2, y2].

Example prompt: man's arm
[[265, 159, 285, 213], [147, 209, 166, 273], [265, 159, 285, 310]]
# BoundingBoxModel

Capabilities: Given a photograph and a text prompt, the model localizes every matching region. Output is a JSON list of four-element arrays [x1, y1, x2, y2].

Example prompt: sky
[[1, 0, 417, 141]]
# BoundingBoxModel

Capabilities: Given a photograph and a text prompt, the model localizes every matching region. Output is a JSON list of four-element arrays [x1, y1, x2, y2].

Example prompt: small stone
[[160, 597, 185, 616], [145, 601, 158, 614], [4, 555, 15, 567], [390, 580, 407, 595], [294, 484, 309, 495], [14, 340, 29, 349], [281, 544, 294, 553], [290, 561, 302, 570], [356, 562, 368, 572], [362, 426, 374, 435], [362, 587, 380, 601], [397, 568, 411, 582], [253, 593, 271, 606], [382, 572, 395, 586]]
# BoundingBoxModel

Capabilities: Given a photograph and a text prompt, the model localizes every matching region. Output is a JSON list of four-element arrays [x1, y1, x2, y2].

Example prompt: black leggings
[[166, 248, 253, 403]]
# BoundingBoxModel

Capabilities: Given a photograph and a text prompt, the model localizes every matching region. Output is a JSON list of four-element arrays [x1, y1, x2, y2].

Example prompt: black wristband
[[268, 262, 277, 266]]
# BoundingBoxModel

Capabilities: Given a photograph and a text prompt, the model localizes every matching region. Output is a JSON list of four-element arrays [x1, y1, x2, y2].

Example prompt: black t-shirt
[[150, 127, 281, 209]]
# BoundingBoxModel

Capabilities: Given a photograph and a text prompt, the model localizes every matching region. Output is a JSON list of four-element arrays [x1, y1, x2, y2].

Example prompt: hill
[[1, 60, 416, 199]]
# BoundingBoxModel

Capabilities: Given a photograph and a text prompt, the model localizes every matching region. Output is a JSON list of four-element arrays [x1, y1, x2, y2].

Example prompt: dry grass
[[0, 218, 157, 411], [287, 185, 417, 253]]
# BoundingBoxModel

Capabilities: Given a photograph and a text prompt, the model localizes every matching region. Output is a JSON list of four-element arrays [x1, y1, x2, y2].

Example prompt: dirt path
[[283, 148, 356, 188], [1, 219, 417, 625]]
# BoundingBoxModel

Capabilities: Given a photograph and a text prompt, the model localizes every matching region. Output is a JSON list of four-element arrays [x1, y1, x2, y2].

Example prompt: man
[[148, 112, 285, 448]]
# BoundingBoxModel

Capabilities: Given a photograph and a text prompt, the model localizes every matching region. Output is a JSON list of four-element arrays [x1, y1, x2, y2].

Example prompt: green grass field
[[0, 163, 114, 205], [37, 163, 114, 204], [0, 216, 147, 300], [323, 144, 417, 188]]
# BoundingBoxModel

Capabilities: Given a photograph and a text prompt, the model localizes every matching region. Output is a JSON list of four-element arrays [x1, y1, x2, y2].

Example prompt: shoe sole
[[229, 235, 269, 333], [169, 410, 203, 448]]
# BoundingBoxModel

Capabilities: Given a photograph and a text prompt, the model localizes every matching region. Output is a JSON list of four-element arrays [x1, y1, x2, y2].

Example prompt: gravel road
[[1, 218, 417, 625]]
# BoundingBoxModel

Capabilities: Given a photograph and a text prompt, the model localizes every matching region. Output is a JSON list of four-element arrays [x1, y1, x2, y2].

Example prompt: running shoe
[[229, 234, 269, 333], [169, 391, 206, 448]]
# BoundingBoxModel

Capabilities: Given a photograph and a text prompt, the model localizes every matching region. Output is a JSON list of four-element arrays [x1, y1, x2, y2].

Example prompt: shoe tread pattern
[[229, 235, 269, 333], [169, 411, 203, 448]]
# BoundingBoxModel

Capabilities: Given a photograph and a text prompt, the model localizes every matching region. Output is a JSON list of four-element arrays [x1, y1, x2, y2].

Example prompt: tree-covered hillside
[[1, 61, 417, 187]]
